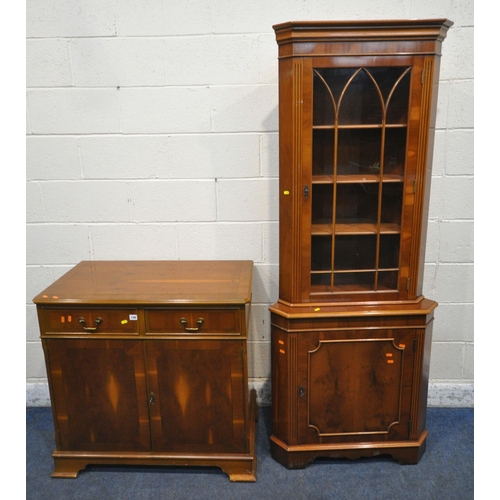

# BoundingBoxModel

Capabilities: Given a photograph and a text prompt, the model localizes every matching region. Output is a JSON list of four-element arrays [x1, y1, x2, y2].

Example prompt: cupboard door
[[44, 339, 151, 452], [303, 60, 424, 302], [296, 329, 416, 444], [146, 340, 247, 453]]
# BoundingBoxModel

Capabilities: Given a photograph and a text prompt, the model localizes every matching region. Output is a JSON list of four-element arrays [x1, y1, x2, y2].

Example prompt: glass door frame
[[299, 55, 426, 304]]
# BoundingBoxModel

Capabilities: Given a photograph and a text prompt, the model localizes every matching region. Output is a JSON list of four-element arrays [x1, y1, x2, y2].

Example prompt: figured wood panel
[[308, 339, 402, 434], [44, 339, 151, 452], [146, 340, 247, 454], [296, 329, 416, 444]]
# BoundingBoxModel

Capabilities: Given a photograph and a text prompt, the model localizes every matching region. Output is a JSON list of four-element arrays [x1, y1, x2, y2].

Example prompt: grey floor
[[27, 406, 473, 500]]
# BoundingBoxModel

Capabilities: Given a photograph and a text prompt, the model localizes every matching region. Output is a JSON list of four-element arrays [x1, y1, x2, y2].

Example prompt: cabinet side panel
[[278, 57, 302, 303], [271, 320, 296, 443], [416, 56, 442, 296], [414, 317, 434, 437]]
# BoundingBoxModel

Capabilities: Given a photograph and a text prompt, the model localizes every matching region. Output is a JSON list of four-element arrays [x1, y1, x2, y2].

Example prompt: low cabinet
[[34, 260, 257, 481]]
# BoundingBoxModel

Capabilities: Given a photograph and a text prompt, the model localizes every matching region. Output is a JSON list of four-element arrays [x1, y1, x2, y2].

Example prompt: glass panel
[[312, 184, 333, 225], [335, 184, 378, 226], [313, 67, 410, 126], [314, 69, 356, 126], [381, 183, 403, 226], [378, 271, 399, 290], [369, 68, 407, 99], [309, 66, 411, 296], [311, 272, 332, 286], [311, 236, 332, 271], [334, 272, 376, 290], [313, 129, 334, 176], [337, 129, 382, 176], [334, 235, 376, 270], [338, 70, 382, 125], [384, 128, 407, 177], [385, 70, 411, 124], [313, 72, 335, 126], [379, 234, 400, 269]]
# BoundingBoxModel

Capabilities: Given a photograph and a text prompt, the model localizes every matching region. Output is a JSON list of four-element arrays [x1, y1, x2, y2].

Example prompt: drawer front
[[41, 308, 140, 335], [145, 308, 242, 336]]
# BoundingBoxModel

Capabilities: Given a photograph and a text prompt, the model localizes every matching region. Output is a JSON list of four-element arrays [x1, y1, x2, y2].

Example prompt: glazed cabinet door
[[297, 57, 427, 303], [43, 339, 151, 452], [296, 329, 417, 445], [145, 339, 248, 454]]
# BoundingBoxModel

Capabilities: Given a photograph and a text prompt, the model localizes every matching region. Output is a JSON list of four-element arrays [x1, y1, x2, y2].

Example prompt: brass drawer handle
[[78, 317, 103, 332], [179, 317, 204, 332]]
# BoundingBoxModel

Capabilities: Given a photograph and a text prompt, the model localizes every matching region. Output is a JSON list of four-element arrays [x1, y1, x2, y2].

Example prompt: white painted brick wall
[[169, 134, 260, 178], [70, 38, 167, 87], [26, 0, 474, 407], [80, 136, 170, 179], [27, 88, 121, 134]]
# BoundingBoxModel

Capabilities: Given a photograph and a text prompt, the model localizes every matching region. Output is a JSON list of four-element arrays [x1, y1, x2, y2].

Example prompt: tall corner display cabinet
[[270, 19, 452, 468]]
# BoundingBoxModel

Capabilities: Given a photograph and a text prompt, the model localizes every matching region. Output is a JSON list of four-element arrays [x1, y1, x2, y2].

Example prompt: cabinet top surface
[[273, 19, 453, 29], [33, 260, 253, 306]]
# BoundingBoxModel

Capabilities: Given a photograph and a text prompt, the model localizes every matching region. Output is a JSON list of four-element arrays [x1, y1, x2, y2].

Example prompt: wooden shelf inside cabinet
[[272, 19, 451, 468], [34, 260, 258, 482], [313, 175, 404, 184], [312, 222, 401, 235]]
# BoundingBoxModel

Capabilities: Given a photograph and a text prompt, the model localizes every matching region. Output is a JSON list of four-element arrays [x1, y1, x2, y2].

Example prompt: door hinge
[[421, 68, 425, 85], [413, 338, 417, 351], [304, 185, 309, 200], [413, 180, 417, 193], [406, 278, 410, 291]]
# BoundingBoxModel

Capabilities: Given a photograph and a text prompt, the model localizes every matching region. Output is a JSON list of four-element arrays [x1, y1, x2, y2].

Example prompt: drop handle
[[78, 317, 103, 332], [179, 317, 204, 332]]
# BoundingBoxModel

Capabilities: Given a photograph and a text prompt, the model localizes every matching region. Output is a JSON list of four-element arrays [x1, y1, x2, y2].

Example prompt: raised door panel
[[44, 339, 151, 452], [296, 329, 416, 444], [145, 339, 248, 453]]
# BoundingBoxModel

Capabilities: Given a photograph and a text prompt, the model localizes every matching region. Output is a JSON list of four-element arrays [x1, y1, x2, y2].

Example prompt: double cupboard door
[[44, 338, 248, 455]]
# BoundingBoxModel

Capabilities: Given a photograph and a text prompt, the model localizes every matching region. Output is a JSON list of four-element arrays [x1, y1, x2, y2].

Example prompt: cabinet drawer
[[41, 308, 140, 335], [145, 308, 242, 336]]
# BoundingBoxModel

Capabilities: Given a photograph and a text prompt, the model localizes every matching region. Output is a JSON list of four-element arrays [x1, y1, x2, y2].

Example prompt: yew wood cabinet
[[270, 20, 452, 468], [34, 260, 257, 481]]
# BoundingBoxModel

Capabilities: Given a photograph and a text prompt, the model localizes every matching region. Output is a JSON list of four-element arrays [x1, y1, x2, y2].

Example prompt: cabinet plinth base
[[270, 431, 427, 469], [51, 391, 258, 482]]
